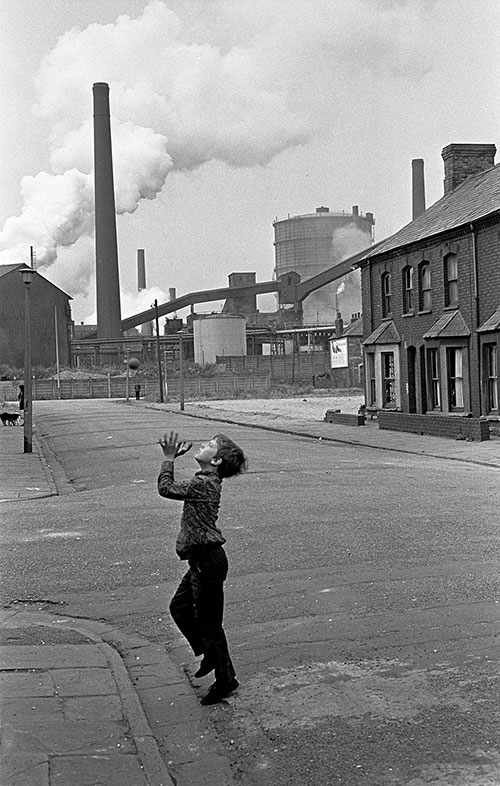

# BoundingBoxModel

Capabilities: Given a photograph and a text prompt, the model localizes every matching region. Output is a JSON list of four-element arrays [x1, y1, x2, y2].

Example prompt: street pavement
[[0, 403, 499, 785]]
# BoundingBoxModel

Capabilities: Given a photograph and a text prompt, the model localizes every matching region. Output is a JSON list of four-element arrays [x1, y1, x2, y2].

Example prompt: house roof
[[423, 309, 471, 339], [0, 263, 24, 278], [357, 164, 500, 260], [0, 264, 72, 299], [477, 304, 500, 333], [363, 320, 401, 345], [341, 316, 363, 337]]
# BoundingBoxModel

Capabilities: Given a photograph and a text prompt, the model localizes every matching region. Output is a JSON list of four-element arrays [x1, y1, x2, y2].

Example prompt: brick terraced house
[[357, 144, 499, 420]]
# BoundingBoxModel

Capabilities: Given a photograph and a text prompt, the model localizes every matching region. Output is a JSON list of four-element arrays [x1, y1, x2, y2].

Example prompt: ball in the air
[[128, 357, 140, 370]]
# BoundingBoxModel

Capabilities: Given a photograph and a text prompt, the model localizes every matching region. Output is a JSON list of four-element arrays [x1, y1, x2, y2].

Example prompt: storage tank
[[193, 314, 247, 365], [273, 206, 374, 325]]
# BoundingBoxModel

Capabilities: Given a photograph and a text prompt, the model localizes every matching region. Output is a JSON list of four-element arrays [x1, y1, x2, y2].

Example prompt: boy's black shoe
[[200, 678, 239, 706], [194, 657, 214, 678]]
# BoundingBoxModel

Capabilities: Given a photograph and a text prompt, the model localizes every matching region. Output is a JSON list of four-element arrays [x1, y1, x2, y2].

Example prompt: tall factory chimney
[[93, 82, 122, 339], [411, 158, 426, 220]]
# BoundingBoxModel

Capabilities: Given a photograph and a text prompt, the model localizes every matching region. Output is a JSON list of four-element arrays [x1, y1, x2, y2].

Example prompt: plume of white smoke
[[0, 0, 436, 299], [85, 285, 169, 325]]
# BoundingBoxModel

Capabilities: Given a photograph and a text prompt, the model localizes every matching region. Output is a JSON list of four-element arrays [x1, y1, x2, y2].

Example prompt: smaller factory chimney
[[137, 249, 152, 336], [411, 159, 426, 220], [442, 144, 496, 195], [169, 288, 177, 302], [137, 249, 146, 291]]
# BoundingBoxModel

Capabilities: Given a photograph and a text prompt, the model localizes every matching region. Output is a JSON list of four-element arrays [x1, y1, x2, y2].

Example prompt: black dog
[[1, 412, 20, 426]]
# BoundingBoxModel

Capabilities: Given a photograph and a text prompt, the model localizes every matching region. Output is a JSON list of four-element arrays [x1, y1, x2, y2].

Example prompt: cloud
[[0, 0, 437, 296]]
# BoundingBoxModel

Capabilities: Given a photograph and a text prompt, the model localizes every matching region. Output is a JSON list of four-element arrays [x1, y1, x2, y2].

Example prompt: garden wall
[[377, 411, 490, 441]]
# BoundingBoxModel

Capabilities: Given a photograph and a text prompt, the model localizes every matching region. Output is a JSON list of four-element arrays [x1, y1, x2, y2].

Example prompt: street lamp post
[[20, 267, 34, 453], [125, 346, 130, 401], [179, 331, 185, 411], [153, 300, 164, 403]]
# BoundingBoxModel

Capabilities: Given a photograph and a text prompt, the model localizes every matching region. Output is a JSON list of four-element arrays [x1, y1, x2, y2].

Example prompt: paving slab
[[49, 754, 150, 786], [0, 426, 56, 502], [0, 618, 175, 786], [0, 753, 49, 786], [0, 644, 107, 670]]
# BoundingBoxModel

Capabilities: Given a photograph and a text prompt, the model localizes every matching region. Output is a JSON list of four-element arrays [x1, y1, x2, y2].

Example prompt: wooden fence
[[0, 373, 270, 402], [217, 351, 331, 382]]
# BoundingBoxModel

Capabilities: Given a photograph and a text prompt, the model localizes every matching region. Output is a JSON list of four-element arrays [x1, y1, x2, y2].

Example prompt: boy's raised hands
[[158, 431, 192, 459]]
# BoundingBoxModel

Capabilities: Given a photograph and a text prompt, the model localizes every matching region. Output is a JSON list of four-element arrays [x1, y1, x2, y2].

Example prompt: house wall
[[361, 218, 500, 417], [0, 272, 72, 368]]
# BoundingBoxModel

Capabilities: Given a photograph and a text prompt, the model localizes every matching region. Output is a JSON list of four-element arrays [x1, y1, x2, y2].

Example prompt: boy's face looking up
[[195, 437, 221, 468]]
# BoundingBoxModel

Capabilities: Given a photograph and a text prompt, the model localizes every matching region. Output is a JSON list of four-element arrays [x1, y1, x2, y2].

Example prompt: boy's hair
[[214, 434, 247, 479]]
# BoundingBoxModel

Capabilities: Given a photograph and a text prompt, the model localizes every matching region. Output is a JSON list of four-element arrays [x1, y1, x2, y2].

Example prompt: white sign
[[330, 337, 348, 368]]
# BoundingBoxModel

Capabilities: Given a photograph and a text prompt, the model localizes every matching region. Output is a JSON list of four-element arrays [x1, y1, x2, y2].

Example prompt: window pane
[[485, 344, 498, 411], [382, 352, 396, 405], [447, 347, 464, 409], [427, 348, 440, 409], [449, 280, 459, 303], [420, 264, 431, 310]]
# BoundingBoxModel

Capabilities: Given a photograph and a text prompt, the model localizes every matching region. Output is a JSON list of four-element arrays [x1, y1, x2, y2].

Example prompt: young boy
[[158, 430, 246, 705]]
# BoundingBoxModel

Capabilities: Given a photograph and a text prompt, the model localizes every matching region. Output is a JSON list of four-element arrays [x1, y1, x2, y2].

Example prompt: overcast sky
[[1, 0, 499, 323]]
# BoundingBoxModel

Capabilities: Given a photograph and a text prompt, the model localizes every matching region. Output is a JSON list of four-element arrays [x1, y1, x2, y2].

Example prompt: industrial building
[[357, 143, 500, 420], [273, 206, 374, 326]]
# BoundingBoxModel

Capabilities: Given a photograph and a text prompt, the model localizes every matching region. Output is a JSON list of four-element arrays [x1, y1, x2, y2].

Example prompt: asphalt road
[[1, 399, 499, 786]]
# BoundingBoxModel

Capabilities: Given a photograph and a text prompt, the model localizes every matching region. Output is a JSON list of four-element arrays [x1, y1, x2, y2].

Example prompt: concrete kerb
[[33, 428, 59, 498], [1, 609, 175, 786], [34, 424, 77, 497], [142, 401, 500, 470]]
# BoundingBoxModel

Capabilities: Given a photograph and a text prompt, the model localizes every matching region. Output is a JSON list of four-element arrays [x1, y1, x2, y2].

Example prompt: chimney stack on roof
[[411, 158, 426, 220], [442, 143, 496, 195]]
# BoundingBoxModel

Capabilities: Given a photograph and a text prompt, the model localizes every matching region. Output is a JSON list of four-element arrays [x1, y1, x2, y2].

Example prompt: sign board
[[330, 337, 348, 368]]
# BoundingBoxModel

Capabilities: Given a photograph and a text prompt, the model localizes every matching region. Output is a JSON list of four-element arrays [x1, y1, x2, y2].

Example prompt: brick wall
[[378, 411, 490, 441], [442, 144, 496, 194], [477, 223, 500, 322], [361, 218, 500, 416]]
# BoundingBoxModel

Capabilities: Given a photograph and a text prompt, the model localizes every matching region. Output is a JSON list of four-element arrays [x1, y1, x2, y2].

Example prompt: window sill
[[418, 309, 432, 315], [444, 304, 459, 311], [402, 311, 415, 318]]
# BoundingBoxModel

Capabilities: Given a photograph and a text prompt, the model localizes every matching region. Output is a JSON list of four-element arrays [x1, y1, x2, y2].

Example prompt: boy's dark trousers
[[169, 546, 236, 687]]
